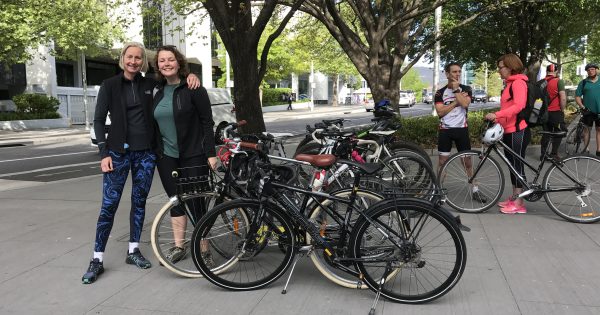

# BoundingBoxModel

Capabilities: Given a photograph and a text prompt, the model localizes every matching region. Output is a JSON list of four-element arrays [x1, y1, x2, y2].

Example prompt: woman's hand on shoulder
[[186, 74, 201, 89]]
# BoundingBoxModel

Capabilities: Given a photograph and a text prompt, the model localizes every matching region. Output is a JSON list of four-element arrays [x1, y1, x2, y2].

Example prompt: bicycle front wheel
[[439, 150, 504, 213], [349, 199, 467, 303], [543, 155, 600, 223], [564, 124, 589, 156], [151, 194, 222, 278], [381, 151, 439, 201], [307, 188, 384, 289], [191, 199, 297, 290]]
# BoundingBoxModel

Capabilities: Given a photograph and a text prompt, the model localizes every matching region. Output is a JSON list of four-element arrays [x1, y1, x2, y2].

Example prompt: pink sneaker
[[497, 199, 514, 208], [500, 204, 527, 214]]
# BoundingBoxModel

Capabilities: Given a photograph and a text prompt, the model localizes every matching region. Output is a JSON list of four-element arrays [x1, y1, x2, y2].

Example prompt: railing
[[56, 86, 100, 125]]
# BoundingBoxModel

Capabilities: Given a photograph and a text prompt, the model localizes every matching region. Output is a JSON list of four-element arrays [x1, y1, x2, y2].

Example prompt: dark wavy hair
[[154, 45, 189, 82]]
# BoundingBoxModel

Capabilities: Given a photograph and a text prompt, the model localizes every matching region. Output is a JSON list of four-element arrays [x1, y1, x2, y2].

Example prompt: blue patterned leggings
[[94, 150, 156, 252]]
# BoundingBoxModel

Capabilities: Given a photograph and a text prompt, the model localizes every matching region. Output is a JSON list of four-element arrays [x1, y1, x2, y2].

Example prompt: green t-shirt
[[153, 84, 179, 158], [576, 78, 600, 113]]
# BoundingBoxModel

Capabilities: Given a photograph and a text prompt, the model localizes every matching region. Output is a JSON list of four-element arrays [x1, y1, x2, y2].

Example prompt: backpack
[[509, 77, 558, 130]]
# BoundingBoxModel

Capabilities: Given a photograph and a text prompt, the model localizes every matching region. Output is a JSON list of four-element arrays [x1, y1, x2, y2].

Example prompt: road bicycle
[[439, 122, 600, 223], [190, 147, 467, 312], [564, 108, 592, 155]]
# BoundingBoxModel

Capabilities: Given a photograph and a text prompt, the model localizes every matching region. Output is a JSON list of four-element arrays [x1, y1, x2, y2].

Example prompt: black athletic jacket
[[93, 72, 157, 159], [152, 81, 216, 158]]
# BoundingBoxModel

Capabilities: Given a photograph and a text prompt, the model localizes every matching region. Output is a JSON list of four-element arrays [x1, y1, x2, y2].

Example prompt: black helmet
[[585, 63, 598, 71]]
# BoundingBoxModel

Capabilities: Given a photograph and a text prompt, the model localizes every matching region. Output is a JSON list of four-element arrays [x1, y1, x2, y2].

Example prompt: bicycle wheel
[[191, 199, 296, 290], [543, 155, 600, 223], [387, 140, 432, 167], [439, 150, 504, 213], [151, 194, 232, 278], [564, 124, 589, 156], [349, 198, 467, 303], [307, 188, 384, 289], [381, 151, 439, 201]]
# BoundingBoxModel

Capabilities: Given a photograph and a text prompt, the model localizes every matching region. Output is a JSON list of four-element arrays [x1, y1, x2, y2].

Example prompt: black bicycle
[[440, 122, 600, 223], [564, 108, 591, 155], [190, 147, 467, 311]]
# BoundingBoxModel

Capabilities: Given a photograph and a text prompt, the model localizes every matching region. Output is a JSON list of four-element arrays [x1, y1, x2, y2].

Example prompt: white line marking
[[35, 170, 80, 177], [0, 161, 98, 178], [0, 151, 96, 163]]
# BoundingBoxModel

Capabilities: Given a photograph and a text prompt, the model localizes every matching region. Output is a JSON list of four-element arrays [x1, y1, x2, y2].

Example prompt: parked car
[[90, 88, 236, 146], [422, 91, 433, 104], [364, 98, 375, 111], [472, 89, 487, 103], [298, 94, 309, 100], [398, 90, 415, 107]]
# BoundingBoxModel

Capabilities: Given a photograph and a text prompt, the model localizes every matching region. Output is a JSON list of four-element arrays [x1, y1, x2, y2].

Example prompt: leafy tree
[[296, 0, 510, 110], [0, 0, 123, 65], [441, 0, 600, 81], [163, 0, 305, 133], [400, 68, 426, 100], [471, 64, 502, 98]]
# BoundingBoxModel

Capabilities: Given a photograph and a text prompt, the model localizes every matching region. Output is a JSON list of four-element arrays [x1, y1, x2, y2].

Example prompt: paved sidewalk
[[0, 137, 599, 314], [0, 127, 89, 147]]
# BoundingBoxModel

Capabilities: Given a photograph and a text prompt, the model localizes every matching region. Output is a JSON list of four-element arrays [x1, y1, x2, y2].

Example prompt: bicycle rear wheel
[[151, 194, 223, 278], [349, 199, 467, 303], [564, 124, 589, 156], [191, 199, 296, 290], [543, 155, 600, 223], [381, 151, 439, 201], [307, 188, 384, 289], [439, 150, 504, 213]]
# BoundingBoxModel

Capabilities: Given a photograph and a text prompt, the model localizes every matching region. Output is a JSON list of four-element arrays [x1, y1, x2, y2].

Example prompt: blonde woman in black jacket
[[152, 45, 217, 265]]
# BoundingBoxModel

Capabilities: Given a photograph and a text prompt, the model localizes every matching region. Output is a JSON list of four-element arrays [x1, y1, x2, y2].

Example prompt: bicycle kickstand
[[368, 262, 393, 315], [281, 245, 312, 294]]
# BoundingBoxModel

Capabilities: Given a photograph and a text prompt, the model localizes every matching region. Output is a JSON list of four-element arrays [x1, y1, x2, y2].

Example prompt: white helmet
[[482, 123, 504, 145]]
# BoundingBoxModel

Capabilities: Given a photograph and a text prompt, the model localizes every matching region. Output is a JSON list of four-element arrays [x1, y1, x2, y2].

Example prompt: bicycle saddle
[[295, 154, 337, 167]]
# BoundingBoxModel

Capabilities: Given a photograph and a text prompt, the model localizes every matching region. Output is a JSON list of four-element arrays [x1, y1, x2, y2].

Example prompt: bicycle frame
[[470, 140, 586, 197]]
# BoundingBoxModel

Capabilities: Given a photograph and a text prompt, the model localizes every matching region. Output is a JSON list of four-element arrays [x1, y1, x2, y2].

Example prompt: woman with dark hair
[[152, 45, 217, 265], [82, 42, 200, 284], [485, 53, 531, 214]]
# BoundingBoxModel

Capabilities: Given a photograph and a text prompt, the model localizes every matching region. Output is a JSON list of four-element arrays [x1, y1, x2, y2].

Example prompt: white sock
[[93, 252, 104, 262], [129, 242, 139, 254]]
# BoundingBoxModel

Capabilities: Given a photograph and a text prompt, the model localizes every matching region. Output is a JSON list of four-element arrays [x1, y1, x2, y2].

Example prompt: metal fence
[[56, 86, 100, 125]]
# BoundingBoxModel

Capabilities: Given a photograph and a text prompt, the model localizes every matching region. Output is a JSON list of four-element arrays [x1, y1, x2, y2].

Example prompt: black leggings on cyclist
[[502, 128, 531, 188], [157, 154, 208, 218]]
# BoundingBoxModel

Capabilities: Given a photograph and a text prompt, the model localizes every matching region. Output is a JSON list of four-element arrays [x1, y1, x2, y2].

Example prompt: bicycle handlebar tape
[[240, 142, 260, 151]]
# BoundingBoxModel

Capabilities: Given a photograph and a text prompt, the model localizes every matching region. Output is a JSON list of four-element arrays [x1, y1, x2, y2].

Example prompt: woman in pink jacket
[[485, 53, 531, 214]]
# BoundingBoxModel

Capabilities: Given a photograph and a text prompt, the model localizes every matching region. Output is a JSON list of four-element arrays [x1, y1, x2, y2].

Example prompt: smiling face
[[497, 61, 511, 80], [157, 50, 180, 80], [122, 46, 144, 78]]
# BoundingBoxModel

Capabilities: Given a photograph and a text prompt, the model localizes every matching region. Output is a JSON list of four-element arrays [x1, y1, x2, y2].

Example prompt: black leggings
[[502, 128, 531, 188], [157, 154, 208, 217]]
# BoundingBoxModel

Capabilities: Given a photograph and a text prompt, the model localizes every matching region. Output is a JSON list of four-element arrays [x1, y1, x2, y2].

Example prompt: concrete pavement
[[1, 129, 599, 314]]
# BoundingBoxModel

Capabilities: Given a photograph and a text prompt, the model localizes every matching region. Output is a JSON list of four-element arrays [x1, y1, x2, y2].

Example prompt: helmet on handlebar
[[482, 123, 504, 145], [374, 99, 397, 118]]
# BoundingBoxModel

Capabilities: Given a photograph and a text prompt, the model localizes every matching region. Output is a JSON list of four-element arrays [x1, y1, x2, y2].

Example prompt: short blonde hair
[[119, 42, 148, 73]]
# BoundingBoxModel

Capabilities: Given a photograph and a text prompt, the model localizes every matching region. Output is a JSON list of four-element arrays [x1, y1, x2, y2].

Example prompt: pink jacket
[[497, 74, 528, 133]]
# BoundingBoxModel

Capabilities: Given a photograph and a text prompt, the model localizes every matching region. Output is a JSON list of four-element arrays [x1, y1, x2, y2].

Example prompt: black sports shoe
[[165, 246, 187, 264], [472, 190, 488, 204], [82, 258, 104, 284], [126, 248, 152, 269]]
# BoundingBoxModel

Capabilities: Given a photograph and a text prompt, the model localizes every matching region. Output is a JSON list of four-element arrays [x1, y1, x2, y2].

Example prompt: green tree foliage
[[400, 68, 426, 100], [0, 0, 124, 64], [441, 0, 600, 80], [471, 64, 502, 98]]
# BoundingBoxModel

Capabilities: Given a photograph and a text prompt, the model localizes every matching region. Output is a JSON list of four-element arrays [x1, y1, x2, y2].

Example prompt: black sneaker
[[82, 258, 104, 284], [126, 248, 152, 269], [472, 190, 488, 204], [165, 246, 187, 264], [201, 251, 215, 269]]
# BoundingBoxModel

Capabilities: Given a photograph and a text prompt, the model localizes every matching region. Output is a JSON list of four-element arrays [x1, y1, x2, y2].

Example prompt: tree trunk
[[331, 75, 338, 106], [230, 49, 266, 134]]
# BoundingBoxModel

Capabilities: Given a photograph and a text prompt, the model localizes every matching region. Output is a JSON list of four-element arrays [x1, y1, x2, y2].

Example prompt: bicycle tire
[[349, 198, 467, 303], [151, 194, 237, 278], [306, 188, 384, 289], [439, 150, 504, 213], [191, 199, 297, 290], [543, 155, 600, 223], [564, 124, 589, 156], [381, 151, 439, 202], [387, 140, 432, 166]]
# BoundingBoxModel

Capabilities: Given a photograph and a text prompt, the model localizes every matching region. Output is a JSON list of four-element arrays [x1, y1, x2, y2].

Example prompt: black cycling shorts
[[582, 111, 600, 127], [438, 128, 471, 156]]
